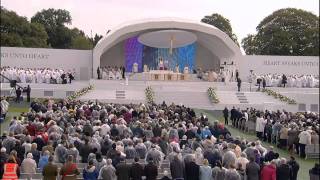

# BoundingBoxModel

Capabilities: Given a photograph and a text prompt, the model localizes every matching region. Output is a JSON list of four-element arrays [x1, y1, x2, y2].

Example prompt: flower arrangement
[[261, 88, 297, 104], [145, 86, 155, 104], [207, 87, 219, 103], [66, 85, 94, 101]]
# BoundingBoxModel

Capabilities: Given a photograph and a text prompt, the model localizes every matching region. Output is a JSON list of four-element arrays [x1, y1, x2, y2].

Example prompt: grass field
[[194, 109, 318, 180], [0, 101, 30, 133]]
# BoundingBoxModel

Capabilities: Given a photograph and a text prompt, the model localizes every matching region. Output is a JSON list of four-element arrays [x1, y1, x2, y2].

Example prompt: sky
[[1, 0, 319, 43]]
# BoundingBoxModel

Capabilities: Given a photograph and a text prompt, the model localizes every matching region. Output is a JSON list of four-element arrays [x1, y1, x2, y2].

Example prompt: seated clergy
[[109, 71, 115, 80]]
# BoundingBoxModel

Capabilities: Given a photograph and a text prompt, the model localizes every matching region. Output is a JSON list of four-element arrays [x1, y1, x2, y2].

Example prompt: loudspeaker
[[10, 80, 17, 88]]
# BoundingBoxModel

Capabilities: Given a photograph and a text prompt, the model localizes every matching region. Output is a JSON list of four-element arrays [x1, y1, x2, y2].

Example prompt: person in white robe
[[143, 64, 148, 72], [19, 71, 26, 83], [102, 70, 107, 80], [133, 63, 138, 73], [116, 70, 121, 80], [109, 70, 115, 80]]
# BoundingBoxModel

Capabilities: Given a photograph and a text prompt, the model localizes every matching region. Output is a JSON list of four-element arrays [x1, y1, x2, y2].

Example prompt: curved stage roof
[[93, 17, 242, 78]]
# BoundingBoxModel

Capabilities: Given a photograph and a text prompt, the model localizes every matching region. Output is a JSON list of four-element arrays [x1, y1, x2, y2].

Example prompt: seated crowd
[[0, 67, 75, 84], [97, 66, 125, 80], [253, 73, 319, 88], [0, 99, 319, 180], [224, 107, 319, 159]]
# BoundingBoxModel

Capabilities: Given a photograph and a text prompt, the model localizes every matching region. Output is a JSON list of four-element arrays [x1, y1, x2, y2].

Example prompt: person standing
[[276, 158, 291, 180], [42, 156, 58, 180], [116, 158, 131, 180], [2, 156, 20, 180], [59, 155, 80, 180], [235, 70, 239, 82], [26, 85, 31, 102], [97, 67, 101, 79], [199, 159, 212, 180], [262, 78, 266, 89], [185, 157, 199, 180], [83, 160, 99, 180], [0, 97, 9, 119], [15, 87, 22, 103], [144, 158, 158, 180], [223, 107, 229, 125], [230, 107, 236, 127], [246, 156, 260, 180], [255, 113, 266, 140], [288, 156, 299, 180], [261, 161, 276, 180], [170, 155, 184, 180], [237, 78, 241, 92], [282, 74, 287, 87], [298, 128, 311, 158], [99, 159, 117, 180], [122, 66, 126, 79], [130, 157, 144, 180]]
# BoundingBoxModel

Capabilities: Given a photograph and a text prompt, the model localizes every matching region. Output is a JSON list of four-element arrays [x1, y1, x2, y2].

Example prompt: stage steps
[[236, 92, 249, 104], [115, 90, 126, 99]]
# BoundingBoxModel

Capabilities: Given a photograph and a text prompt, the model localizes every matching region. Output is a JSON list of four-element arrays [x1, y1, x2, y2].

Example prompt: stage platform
[[1, 80, 318, 112]]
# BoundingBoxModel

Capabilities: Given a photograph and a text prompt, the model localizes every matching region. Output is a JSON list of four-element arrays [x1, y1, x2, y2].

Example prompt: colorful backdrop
[[124, 36, 196, 72]]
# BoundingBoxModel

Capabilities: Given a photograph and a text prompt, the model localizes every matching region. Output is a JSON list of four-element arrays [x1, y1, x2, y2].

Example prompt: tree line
[[1, 6, 319, 55], [0, 7, 102, 50]]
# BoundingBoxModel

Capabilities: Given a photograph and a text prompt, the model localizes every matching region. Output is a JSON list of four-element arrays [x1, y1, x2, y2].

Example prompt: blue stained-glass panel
[[125, 36, 196, 72]]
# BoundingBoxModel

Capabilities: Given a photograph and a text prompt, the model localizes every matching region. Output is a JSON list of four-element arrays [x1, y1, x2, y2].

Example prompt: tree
[[31, 8, 72, 48], [0, 6, 48, 47], [201, 13, 239, 46], [241, 34, 258, 55], [92, 33, 103, 46], [242, 8, 319, 56], [71, 35, 93, 49]]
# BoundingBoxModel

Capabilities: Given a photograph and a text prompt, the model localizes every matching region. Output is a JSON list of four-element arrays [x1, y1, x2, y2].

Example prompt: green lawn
[[195, 109, 318, 180], [0, 101, 30, 133]]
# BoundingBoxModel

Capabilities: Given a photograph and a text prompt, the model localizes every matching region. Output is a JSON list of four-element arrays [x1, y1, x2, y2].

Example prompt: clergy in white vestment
[[102, 70, 107, 79], [143, 64, 148, 72], [133, 63, 138, 73], [116, 70, 122, 80], [19, 71, 26, 83], [183, 66, 189, 74]]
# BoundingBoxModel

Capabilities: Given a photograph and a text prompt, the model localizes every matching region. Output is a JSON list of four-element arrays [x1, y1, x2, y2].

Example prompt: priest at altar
[[132, 62, 138, 73]]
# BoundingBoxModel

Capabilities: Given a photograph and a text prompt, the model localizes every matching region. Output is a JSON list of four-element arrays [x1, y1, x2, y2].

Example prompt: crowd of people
[[97, 66, 126, 80], [0, 67, 75, 84], [0, 98, 319, 180], [253, 74, 319, 88], [223, 107, 319, 159]]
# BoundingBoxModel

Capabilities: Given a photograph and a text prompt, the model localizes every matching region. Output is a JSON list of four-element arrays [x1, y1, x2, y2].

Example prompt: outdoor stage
[[1, 79, 318, 112]]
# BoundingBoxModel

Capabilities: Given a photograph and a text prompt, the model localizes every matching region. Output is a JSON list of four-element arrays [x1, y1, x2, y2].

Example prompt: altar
[[144, 70, 190, 81]]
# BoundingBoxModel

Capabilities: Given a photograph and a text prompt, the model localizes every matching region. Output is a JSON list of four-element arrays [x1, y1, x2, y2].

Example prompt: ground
[[0, 101, 317, 180]]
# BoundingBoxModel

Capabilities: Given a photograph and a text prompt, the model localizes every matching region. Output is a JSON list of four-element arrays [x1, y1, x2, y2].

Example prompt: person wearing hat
[[21, 153, 37, 178]]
